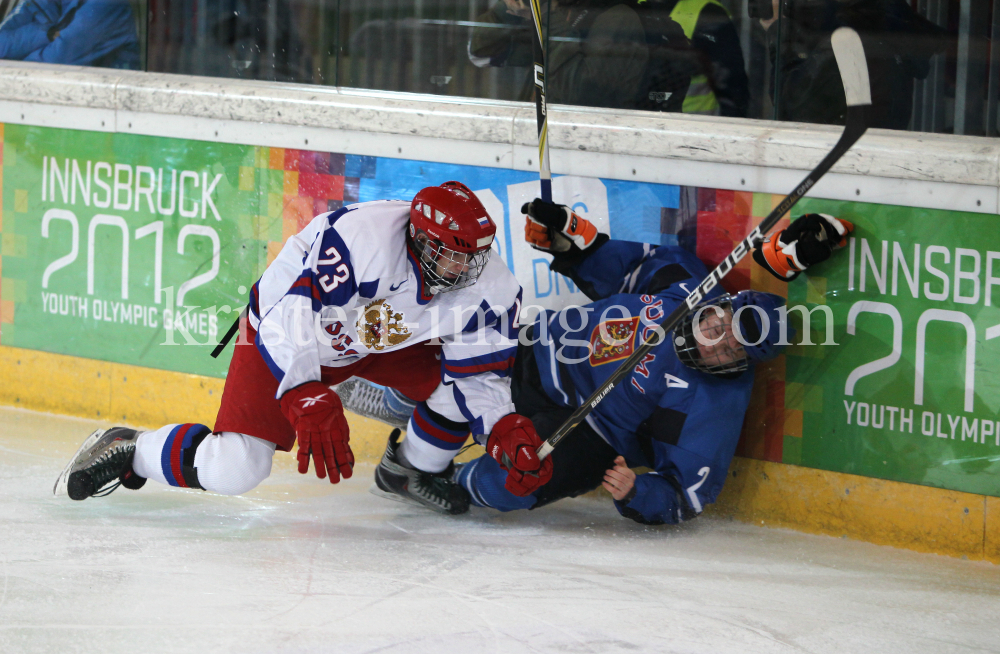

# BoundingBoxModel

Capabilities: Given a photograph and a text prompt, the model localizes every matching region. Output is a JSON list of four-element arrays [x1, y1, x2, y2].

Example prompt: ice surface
[[1, 406, 998, 654]]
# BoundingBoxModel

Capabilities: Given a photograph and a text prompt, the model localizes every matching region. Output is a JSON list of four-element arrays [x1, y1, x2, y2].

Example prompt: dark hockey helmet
[[672, 291, 794, 376], [409, 181, 496, 294]]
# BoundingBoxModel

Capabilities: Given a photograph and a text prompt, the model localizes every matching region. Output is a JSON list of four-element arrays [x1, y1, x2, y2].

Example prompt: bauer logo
[[591, 383, 614, 409], [686, 229, 759, 309]]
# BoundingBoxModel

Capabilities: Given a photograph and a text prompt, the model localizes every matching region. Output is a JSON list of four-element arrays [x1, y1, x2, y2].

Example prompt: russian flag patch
[[477, 215, 490, 227]]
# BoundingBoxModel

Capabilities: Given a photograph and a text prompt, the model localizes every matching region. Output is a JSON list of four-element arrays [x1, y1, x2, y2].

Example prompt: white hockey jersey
[[249, 200, 521, 435]]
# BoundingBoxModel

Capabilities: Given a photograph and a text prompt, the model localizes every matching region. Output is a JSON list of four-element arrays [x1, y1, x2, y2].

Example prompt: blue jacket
[[0, 0, 139, 69], [531, 240, 754, 524]]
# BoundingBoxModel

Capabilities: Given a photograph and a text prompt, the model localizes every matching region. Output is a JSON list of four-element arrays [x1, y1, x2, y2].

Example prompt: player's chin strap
[[211, 306, 248, 359]]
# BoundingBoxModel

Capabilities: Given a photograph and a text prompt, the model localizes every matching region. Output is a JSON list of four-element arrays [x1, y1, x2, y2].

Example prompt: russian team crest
[[589, 317, 639, 366], [356, 299, 413, 350]]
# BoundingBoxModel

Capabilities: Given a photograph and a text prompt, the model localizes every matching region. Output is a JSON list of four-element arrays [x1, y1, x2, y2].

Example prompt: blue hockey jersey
[[530, 240, 755, 524]]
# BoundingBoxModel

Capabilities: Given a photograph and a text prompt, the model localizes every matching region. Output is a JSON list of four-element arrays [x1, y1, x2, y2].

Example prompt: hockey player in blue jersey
[[365, 197, 852, 523], [452, 198, 852, 523]]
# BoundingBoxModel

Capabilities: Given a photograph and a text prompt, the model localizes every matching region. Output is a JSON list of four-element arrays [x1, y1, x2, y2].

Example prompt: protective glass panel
[[0, 1, 996, 135], [760, 0, 999, 136]]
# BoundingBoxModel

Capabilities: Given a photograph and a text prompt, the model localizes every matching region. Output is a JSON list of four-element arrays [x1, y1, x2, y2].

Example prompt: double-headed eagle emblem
[[356, 299, 412, 350]]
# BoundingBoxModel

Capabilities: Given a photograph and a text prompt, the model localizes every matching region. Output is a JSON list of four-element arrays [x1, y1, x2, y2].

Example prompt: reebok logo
[[300, 394, 329, 408]]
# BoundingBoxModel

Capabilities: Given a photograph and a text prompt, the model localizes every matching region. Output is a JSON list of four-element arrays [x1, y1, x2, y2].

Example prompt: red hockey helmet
[[409, 181, 496, 294]]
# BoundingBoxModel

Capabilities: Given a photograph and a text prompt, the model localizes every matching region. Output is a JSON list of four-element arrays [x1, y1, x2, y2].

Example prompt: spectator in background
[[469, 0, 653, 111], [761, 0, 948, 129], [657, 0, 749, 117], [0, 0, 140, 69]]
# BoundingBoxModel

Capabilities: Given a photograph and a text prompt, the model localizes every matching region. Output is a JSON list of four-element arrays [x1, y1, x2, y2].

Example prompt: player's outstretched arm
[[523, 198, 711, 303], [753, 213, 854, 281], [525, 197, 678, 300]]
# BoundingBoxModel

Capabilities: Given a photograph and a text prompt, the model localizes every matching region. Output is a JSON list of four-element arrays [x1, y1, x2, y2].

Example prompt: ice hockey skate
[[53, 427, 147, 500], [371, 428, 470, 515], [333, 379, 416, 430]]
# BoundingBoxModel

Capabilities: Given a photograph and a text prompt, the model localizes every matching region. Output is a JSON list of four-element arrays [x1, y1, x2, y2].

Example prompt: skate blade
[[368, 482, 412, 506], [53, 429, 105, 497], [368, 482, 452, 515]]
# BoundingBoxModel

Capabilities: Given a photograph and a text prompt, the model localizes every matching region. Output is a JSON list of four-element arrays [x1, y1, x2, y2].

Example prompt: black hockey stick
[[529, 0, 552, 202], [536, 27, 872, 461], [210, 306, 247, 358]]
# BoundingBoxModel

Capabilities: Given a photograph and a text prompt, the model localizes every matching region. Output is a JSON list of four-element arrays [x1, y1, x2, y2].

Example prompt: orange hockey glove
[[753, 213, 854, 280], [522, 198, 600, 253]]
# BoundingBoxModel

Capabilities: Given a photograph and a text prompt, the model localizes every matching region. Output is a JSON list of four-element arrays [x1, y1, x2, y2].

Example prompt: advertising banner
[[2, 124, 998, 496], [784, 199, 1000, 497], [1, 125, 261, 377]]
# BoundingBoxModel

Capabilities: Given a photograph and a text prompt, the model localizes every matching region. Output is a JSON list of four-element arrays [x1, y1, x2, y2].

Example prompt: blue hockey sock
[[456, 455, 537, 512]]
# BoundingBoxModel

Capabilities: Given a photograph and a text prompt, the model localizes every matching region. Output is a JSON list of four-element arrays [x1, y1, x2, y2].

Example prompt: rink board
[[0, 94, 999, 560]]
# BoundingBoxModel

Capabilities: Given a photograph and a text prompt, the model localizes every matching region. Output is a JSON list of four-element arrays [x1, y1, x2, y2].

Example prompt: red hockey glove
[[522, 198, 600, 253], [486, 414, 553, 497], [279, 382, 354, 483], [753, 213, 854, 280]]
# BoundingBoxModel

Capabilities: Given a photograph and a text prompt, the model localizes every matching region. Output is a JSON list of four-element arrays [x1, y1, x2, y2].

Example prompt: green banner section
[[1, 125, 265, 377], [786, 198, 1000, 497]]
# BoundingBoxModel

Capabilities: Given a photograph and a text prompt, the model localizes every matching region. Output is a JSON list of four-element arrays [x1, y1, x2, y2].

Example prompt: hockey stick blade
[[831, 27, 871, 107], [536, 28, 871, 461]]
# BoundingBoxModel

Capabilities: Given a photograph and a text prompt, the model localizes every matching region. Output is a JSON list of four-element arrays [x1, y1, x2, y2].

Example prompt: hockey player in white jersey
[[55, 181, 546, 515]]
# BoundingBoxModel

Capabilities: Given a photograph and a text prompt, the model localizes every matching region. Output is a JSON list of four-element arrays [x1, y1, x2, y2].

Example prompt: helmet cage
[[408, 181, 496, 295], [672, 294, 750, 376], [411, 228, 491, 294]]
